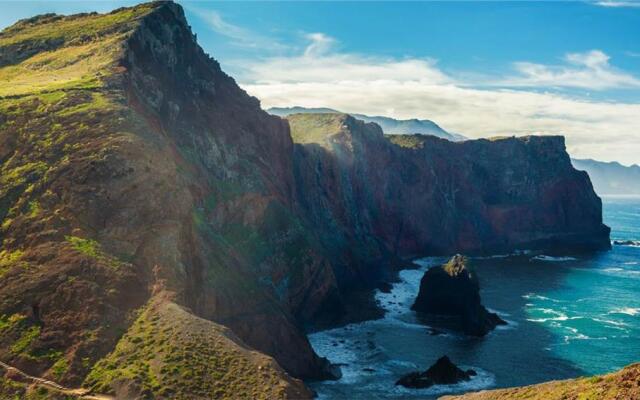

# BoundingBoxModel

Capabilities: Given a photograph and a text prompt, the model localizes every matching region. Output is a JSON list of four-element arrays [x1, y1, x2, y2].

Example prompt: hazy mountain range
[[572, 159, 640, 195]]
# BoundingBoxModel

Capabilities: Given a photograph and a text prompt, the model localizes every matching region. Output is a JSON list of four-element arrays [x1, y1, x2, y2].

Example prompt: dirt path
[[0, 360, 115, 400]]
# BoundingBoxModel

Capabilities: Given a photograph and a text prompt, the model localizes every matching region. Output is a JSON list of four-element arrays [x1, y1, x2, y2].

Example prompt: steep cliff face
[[384, 133, 610, 255], [290, 114, 610, 270], [118, 3, 333, 380]]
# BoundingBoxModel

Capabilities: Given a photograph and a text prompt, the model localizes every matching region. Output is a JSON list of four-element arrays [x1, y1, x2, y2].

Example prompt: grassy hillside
[[441, 363, 640, 400], [84, 295, 310, 399]]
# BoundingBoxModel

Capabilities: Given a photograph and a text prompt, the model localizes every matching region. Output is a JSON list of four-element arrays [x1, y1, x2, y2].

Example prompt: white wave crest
[[531, 255, 578, 262], [608, 307, 640, 316]]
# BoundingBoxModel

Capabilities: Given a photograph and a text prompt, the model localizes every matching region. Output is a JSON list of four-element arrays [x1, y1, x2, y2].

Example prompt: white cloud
[[594, 1, 640, 7], [185, 6, 287, 52], [303, 33, 336, 57], [245, 34, 451, 85], [501, 50, 640, 90], [239, 35, 640, 165]]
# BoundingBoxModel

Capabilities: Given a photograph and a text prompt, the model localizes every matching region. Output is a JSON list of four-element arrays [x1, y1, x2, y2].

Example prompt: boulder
[[411, 255, 506, 336], [396, 356, 476, 389]]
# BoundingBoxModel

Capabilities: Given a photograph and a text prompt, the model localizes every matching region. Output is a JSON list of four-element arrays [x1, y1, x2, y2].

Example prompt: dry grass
[[441, 363, 640, 400], [286, 113, 350, 145], [0, 38, 121, 97]]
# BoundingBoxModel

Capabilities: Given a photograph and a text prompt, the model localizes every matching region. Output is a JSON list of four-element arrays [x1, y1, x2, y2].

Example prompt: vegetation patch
[[65, 235, 121, 269], [84, 300, 299, 399], [11, 325, 41, 354], [287, 113, 349, 145], [386, 134, 429, 149], [0, 313, 26, 332], [0, 249, 26, 277], [50, 357, 69, 380]]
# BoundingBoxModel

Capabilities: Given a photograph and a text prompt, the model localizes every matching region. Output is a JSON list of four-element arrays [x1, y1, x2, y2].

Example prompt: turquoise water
[[309, 196, 640, 399]]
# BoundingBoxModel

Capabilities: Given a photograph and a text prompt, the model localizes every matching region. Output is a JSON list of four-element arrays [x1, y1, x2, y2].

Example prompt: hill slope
[[441, 363, 640, 400]]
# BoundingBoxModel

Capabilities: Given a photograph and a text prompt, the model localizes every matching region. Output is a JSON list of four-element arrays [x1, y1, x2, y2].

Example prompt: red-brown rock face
[[289, 114, 610, 299]]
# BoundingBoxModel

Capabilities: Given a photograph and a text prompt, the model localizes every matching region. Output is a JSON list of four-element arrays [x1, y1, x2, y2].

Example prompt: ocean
[[308, 196, 640, 399]]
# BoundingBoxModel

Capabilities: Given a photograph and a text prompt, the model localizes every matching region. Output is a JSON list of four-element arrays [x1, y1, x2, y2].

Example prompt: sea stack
[[411, 255, 506, 336], [396, 355, 476, 389]]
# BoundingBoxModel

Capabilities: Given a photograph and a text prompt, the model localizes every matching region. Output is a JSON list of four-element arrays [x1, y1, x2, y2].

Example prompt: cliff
[[440, 363, 640, 400], [290, 114, 610, 262], [0, 1, 610, 398]]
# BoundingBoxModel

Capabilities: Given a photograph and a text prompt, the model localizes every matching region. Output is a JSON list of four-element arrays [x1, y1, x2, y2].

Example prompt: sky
[[2, 1, 640, 165]]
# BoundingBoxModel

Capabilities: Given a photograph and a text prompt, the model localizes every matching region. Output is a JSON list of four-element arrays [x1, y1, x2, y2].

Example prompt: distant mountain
[[572, 159, 640, 195], [268, 106, 465, 141]]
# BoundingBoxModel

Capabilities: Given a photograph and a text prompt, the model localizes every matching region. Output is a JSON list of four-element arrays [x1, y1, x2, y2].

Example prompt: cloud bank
[[240, 34, 640, 165]]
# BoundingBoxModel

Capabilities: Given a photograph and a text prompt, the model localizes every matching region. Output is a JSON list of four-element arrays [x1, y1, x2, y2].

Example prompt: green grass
[[84, 300, 297, 399], [0, 2, 161, 98], [50, 357, 69, 380], [385, 134, 430, 149], [0, 3, 156, 47], [287, 113, 349, 145], [27, 200, 40, 218], [0, 250, 25, 277], [65, 236, 121, 269], [11, 325, 40, 354], [65, 236, 101, 258], [0, 313, 26, 332], [0, 162, 49, 188]]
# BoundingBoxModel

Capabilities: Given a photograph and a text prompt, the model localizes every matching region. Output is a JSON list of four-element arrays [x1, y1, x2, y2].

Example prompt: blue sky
[[2, 1, 640, 164]]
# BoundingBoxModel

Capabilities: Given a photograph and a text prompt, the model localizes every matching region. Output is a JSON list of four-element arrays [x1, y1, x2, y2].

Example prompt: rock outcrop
[[411, 255, 506, 336], [440, 362, 640, 400], [396, 356, 476, 389], [0, 1, 611, 397]]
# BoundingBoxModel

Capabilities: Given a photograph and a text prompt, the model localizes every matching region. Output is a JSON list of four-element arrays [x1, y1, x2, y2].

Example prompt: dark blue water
[[309, 196, 640, 399]]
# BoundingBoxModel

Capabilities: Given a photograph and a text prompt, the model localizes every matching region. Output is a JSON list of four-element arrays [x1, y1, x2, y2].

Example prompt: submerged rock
[[411, 255, 506, 336], [396, 356, 476, 388], [378, 281, 393, 293], [613, 240, 640, 247]]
